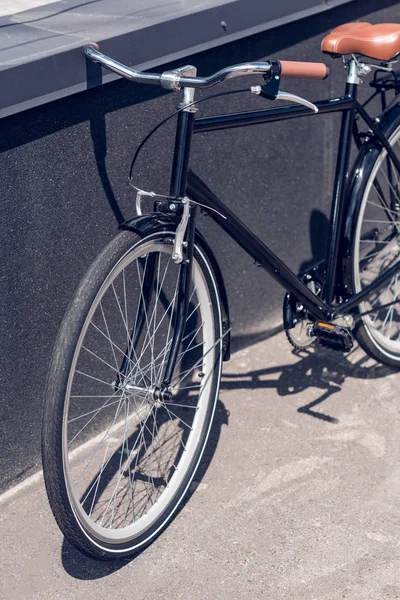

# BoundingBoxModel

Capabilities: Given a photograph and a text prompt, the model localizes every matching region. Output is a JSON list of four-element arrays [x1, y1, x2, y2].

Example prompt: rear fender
[[341, 104, 400, 294]]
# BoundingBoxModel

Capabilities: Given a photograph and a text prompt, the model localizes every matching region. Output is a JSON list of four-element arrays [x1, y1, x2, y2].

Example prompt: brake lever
[[251, 85, 318, 113], [250, 60, 318, 113]]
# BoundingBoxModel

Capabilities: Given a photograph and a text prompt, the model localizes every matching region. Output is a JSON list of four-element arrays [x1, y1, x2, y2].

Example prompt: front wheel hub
[[124, 383, 172, 403], [154, 386, 173, 402]]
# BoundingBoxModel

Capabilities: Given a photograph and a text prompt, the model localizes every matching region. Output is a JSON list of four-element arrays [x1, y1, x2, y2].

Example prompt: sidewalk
[[1, 328, 399, 600]]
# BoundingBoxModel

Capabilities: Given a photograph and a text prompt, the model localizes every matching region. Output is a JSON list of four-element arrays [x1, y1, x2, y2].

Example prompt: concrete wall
[[1, 0, 399, 493]]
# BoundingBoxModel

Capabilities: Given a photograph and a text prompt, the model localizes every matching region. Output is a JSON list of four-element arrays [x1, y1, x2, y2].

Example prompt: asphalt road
[[2, 325, 399, 600]]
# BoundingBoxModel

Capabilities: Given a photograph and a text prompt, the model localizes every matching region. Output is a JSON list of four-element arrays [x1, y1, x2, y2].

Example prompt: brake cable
[[129, 88, 248, 181]]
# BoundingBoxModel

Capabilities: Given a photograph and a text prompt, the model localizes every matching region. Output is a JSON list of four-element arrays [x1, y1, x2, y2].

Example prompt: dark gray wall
[[1, 0, 399, 493]]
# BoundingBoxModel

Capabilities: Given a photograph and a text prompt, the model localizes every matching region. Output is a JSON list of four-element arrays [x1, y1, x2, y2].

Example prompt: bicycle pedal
[[312, 321, 353, 353]]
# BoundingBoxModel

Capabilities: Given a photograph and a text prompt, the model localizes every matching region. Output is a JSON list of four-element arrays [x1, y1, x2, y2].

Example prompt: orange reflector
[[316, 321, 335, 330]]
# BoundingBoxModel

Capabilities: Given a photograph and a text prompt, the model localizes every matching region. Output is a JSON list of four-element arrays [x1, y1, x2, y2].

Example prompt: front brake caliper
[[172, 198, 190, 264]]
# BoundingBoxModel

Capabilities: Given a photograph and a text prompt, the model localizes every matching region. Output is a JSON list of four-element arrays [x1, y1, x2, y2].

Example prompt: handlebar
[[84, 45, 272, 90], [83, 45, 329, 91]]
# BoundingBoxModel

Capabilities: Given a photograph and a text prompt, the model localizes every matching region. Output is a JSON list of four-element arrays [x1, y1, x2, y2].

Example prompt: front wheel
[[349, 117, 400, 367], [42, 229, 223, 559]]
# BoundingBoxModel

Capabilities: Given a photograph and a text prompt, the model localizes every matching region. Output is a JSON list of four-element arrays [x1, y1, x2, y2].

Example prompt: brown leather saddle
[[322, 22, 400, 62]]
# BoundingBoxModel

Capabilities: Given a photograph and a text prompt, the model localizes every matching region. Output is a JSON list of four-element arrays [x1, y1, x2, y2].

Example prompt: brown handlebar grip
[[279, 60, 329, 80]]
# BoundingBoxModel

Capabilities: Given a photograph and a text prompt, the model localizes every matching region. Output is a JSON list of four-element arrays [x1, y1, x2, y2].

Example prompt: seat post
[[346, 57, 360, 86]]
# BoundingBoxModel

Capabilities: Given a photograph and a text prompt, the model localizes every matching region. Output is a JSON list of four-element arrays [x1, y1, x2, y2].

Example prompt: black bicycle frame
[[190, 89, 400, 314], [160, 76, 400, 384]]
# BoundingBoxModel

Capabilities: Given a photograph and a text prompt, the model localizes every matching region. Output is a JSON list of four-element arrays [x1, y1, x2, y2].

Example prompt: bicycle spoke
[[73, 393, 127, 487], [131, 253, 172, 385], [89, 321, 136, 373], [366, 198, 400, 219], [99, 301, 120, 373], [163, 400, 199, 409], [68, 397, 122, 424], [128, 268, 180, 384], [360, 239, 398, 243], [377, 165, 400, 210], [72, 396, 148, 475], [159, 403, 193, 431], [81, 344, 125, 376], [110, 278, 149, 387], [75, 369, 114, 388], [356, 141, 400, 357]]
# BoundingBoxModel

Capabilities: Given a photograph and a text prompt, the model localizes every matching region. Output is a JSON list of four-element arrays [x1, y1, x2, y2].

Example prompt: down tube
[[186, 170, 330, 321]]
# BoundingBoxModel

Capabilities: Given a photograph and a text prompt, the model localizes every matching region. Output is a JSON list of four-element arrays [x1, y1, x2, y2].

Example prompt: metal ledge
[[0, 0, 354, 119]]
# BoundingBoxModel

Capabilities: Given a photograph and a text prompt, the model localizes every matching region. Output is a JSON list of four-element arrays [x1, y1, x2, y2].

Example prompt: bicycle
[[42, 22, 400, 559]]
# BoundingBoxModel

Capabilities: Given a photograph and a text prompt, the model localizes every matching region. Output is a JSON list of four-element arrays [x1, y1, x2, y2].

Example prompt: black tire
[[42, 229, 223, 559], [348, 111, 400, 367]]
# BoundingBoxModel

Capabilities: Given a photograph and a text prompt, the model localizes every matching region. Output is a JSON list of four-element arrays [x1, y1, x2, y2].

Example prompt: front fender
[[120, 212, 179, 236]]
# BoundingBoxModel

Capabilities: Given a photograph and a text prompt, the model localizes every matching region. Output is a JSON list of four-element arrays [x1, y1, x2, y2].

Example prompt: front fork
[[118, 203, 197, 391], [162, 202, 197, 387], [121, 71, 198, 392]]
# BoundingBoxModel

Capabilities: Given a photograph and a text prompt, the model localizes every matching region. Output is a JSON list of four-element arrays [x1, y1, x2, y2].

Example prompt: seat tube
[[163, 79, 198, 387], [322, 58, 359, 306]]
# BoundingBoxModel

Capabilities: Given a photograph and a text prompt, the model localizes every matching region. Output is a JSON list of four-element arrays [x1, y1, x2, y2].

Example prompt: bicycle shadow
[[222, 336, 394, 425], [59, 321, 394, 578]]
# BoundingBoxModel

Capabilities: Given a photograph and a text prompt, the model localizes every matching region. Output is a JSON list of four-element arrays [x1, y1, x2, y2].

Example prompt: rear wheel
[[351, 120, 400, 367], [42, 230, 223, 559]]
